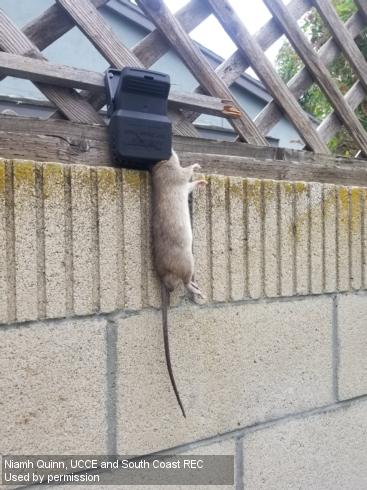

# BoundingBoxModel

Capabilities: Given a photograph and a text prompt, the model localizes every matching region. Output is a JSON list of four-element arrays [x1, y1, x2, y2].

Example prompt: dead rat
[[151, 150, 206, 418]]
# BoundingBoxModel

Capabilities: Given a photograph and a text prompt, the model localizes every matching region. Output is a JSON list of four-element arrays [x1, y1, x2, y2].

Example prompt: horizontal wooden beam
[[0, 51, 103, 91], [0, 52, 241, 119], [1, 115, 367, 186]]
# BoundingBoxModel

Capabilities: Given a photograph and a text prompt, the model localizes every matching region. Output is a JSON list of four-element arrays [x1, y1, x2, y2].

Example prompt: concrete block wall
[[1, 158, 367, 489]]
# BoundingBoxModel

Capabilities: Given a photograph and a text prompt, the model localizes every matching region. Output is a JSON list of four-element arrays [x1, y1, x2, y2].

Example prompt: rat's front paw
[[192, 163, 201, 171]]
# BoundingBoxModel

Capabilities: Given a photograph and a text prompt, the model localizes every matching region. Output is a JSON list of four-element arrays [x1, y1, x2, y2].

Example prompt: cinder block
[[363, 189, 367, 289], [279, 181, 294, 296], [243, 398, 367, 490], [309, 182, 323, 294], [294, 182, 309, 295], [0, 317, 107, 454], [192, 173, 211, 301], [337, 186, 350, 291], [96, 167, 120, 312], [350, 187, 362, 290], [43, 163, 67, 318], [122, 169, 143, 310], [210, 176, 228, 302], [247, 179, 263, 299], [70, 165, 98, 315], [323, 184, 337, 292], [13, 160, 38, 321], [115, 297, 333, 454], [0, 160, 7, 323], [228, 176, 246, 301], [144, 172, 161, 308], [338, 294, 367, 399], [263, 179, 279, 297]]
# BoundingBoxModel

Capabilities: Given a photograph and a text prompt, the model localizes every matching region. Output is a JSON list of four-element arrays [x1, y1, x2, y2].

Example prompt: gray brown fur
[[151, 150, 205, 417]]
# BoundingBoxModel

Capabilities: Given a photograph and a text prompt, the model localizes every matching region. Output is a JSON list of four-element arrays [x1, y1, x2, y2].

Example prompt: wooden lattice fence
[[0, 0, 367, 157]]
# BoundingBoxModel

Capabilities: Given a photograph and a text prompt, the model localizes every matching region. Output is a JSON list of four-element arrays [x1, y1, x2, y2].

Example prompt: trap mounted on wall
[[105, 67, 172, 170]]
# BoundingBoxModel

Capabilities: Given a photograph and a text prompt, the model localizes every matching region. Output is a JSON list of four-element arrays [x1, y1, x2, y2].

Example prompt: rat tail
[[161, 283, 186, 418]]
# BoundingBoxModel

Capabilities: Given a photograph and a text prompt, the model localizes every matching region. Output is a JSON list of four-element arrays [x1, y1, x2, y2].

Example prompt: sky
[[161, 0, 288, 72]]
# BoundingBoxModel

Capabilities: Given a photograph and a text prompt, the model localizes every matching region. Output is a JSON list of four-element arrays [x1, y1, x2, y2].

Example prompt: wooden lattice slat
[[263, 0, 367, 154], [217, 0, 312, 86], [179, 0, 311, 127], [57, 0, 141, 68], [313, 0, 367, 94], [255, 10, 367, 136], [22, 0, 108, 52], [318, 80, 366, 143], [56, 0, 200, 137], [132, 0, 211, 67], [318, 2, 367, 143], [136, 0, 268, 146], [355, 0, 367, 20], [0, 9, 102, 124], [206, 0, 329, 153]]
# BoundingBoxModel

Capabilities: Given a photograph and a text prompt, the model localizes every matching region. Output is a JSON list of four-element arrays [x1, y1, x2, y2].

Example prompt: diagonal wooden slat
[[56, 0, 199, 137], [263, 0, 367, 154], [132, 0, 211, 68], [0, 8, 102, 124], [207, 0, 329, 153], [255, 11, 367, 136], [136, 0, 268, 145], [22, 0, 108, 52], [179, 0, 312, 127], [313, 0, 367, 96], [318, 80, 366, 143], [355, 0, 367, 20], [213, 0, 312, 87], [316, 0, 367, 145], [309, 0, 367, 149], [56, 0, 141, 69]]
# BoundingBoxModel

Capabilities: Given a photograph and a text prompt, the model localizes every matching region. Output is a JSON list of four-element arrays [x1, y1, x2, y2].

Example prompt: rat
[[151, 150, 206, 418]]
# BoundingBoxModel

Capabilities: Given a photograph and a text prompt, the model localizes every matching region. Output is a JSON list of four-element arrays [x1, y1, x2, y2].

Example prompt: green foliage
[[275, 0, 367, 156]]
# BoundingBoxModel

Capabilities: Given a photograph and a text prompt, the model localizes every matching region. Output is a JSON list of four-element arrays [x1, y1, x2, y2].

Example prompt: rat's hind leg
[[185, 280, 205, 299]]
